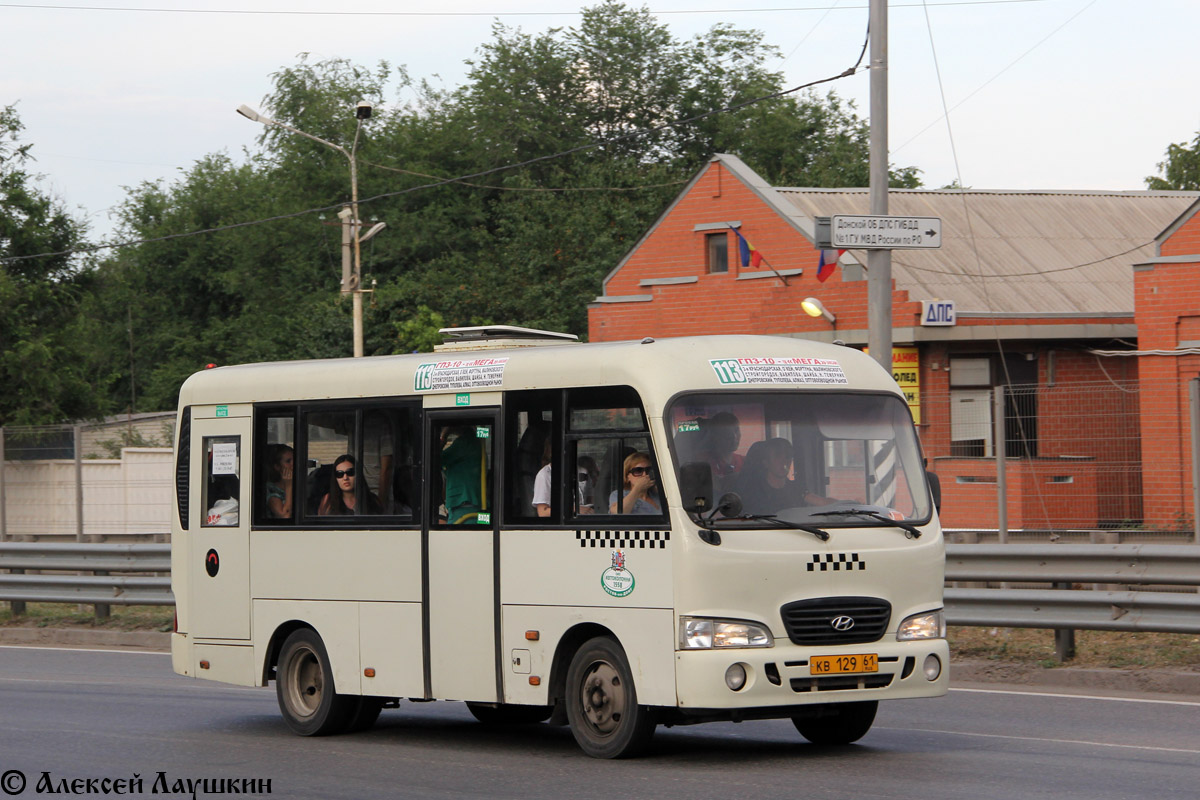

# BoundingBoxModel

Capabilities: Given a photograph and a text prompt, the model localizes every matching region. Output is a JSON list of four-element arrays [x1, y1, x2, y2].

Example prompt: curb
[[0, 628, 170, 650], [952, 658, 1200, 698]]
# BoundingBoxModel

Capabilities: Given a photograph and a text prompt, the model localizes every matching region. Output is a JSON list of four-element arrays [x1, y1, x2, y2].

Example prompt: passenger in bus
[[578, 455, 599, 513], [533, 450, 599, 516], [317, 454, 382, 515], [532, 440, 554, 517], [700, 411, 744, 489], [608, 452, 661, 515], [441, 427, 484, 523], [735, 438, 831, 514], [362, 410, 394, 512], [265, 444, 295, 519]]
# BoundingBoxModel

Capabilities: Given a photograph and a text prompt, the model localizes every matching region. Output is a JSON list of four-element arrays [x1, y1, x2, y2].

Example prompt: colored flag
[[730, 227, 764, 268], [817, 249, 845, 282]]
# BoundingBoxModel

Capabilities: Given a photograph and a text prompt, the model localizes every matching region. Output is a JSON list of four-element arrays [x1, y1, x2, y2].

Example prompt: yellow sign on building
[[892, 347, 920, 423]]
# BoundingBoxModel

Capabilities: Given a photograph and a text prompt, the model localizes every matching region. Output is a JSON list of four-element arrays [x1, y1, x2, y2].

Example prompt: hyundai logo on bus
[[830, 615, 856, 632]]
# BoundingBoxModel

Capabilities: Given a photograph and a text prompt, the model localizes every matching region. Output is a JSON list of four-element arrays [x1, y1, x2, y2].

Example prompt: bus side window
[[360, 406, 419, 519], [304, 410, 356, 518], [506, 390, 560, 524], [256, 411, 296, 525], [203, 436, 240, 527], [564, 386, 664, 522]]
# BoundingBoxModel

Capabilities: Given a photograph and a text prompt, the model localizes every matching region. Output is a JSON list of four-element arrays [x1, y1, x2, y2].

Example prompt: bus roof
[[176, 335, 901, 412]]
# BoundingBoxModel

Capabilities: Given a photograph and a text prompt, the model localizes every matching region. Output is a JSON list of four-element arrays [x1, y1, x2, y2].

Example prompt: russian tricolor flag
[[817, 249, 846, 282]]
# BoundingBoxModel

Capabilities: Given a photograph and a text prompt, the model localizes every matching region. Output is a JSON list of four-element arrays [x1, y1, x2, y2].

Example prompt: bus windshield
[[668, 392, 931, 526]]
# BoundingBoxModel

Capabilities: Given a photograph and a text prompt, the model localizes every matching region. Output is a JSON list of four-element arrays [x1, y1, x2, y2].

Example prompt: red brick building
[[588, 155, 1200, 531]]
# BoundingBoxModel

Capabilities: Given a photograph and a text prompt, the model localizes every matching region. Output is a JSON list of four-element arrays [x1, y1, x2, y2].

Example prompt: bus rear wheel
[[791, 700, 878, 745], [466, 702, 552, 725], [276, 628, 354, 736], [565, 637, 655, 759]]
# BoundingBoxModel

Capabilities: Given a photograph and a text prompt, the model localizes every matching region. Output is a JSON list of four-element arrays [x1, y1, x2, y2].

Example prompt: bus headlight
[[679, 617, 774, 649], [896, 609, 945, 641]]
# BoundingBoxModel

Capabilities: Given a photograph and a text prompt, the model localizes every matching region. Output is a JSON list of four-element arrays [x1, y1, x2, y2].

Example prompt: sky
[[2, 0, 1199, 242]]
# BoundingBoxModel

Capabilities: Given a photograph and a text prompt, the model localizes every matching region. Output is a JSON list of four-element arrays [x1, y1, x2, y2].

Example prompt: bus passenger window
[[565, 386, 664, 522], [260, 412, 296, 522], [507, 390, 559, 524], [360, 407, 419, 518], [304, 411, 356, 517], [202, 436, 240, 527], [432, 420, 494, 527]]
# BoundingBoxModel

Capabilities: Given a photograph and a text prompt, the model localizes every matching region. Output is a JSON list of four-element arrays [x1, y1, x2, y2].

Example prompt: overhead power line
[[361, 160, 688, 192]]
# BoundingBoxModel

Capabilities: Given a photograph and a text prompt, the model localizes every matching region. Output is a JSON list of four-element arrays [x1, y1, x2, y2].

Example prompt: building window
[[706, 232, 729, 274], [948, 355, 1038, 458]]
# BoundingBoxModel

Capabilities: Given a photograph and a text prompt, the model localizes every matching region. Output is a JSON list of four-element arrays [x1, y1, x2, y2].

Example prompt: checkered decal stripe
[[807, 553, 865, 571], [576, 530, 671, 549]]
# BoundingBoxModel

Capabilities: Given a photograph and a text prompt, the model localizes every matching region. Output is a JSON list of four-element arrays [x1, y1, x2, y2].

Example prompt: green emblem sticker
[[477, 512, 491, 525], [456, 393, 471, 406], [215, 406, 229, 417], [601, 550, 634, 598]]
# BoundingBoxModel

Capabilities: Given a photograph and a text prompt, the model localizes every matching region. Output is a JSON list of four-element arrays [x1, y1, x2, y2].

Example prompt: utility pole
[[867, 0, 892, 373]]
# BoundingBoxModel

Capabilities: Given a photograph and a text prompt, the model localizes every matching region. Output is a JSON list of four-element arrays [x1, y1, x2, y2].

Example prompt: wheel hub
[[581, 662, 625, 734]]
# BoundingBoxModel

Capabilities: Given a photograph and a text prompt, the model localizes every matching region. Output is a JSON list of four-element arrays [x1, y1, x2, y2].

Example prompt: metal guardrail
[[944, 543, 1200, 640], [2, 542, 1197, 634], [0, 543, 173, 606]]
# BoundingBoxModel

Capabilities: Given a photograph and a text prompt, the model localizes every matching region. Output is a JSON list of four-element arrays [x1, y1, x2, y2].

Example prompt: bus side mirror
[[926, 470, 942, 514], [678, 462, 714, 513]]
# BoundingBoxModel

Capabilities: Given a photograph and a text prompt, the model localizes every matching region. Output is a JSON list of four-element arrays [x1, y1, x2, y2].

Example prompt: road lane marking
[[0, 645, 168, 656], [951, 686, 1200, 707], [878, 725, 1200, 755]]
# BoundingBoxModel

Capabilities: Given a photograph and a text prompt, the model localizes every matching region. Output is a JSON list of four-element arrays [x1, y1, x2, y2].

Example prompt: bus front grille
[[779, 597, 892, 646], [789, 674, 894, 692]]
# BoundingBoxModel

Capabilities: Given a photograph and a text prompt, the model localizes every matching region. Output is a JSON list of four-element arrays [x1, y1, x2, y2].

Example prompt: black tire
[[792, 701, 878, 745], [275, 628, 355, 736], [466, 702, 553, 725], [346, 696, 386, 732], [565, 637, 656, 758]]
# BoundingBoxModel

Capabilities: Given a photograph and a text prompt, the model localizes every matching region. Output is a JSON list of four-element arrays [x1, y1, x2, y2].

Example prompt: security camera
[[356, 101, 373, 120]]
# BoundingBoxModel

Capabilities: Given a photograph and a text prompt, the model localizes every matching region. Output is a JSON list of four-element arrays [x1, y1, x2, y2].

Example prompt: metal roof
[[776, 187, 1199, 315]]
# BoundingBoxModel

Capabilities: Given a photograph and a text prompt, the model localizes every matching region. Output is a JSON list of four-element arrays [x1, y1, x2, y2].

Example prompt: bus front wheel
[[275, 628, 354, 736], [565, 637, 655, 758], [791, 700, 878, 745]]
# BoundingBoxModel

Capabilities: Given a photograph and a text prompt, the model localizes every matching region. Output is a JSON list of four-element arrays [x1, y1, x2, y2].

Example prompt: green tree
[[0, 104, 101, 425], [82, 2, 925, 413], [1146, 131, 1200, 190]]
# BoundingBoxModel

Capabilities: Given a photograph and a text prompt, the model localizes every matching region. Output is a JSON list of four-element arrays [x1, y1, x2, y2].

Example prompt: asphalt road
[[2, 646, 1199, 800]]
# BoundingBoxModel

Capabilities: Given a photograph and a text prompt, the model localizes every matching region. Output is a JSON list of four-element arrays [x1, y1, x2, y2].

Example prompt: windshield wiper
[[734, 514, 830, 542], [810, 509, 922, 538]]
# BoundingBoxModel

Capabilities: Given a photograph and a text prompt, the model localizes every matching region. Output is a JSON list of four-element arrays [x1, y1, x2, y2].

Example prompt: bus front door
[[424, 411, 501, 702]]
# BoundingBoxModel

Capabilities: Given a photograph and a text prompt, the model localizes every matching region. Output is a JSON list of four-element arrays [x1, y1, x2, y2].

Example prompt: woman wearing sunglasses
[[318, 454, 381, 515], [608, 451, 661, 515]]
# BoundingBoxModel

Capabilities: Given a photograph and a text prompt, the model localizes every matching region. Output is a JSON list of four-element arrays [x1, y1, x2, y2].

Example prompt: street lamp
[[237, 103, 381, 357], [801, 297, 836, 325]]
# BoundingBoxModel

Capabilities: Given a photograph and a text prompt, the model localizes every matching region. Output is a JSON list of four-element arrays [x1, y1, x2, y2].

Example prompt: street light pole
[[866, 0, 892, 373], [237, 104, 371, 357]]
